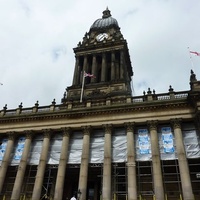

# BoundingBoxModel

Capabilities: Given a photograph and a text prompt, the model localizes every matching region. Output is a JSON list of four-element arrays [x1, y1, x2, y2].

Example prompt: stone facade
[[0, 8, 200, 200]]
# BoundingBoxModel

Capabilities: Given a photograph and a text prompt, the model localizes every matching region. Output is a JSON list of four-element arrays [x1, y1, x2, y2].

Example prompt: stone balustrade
[[0, 90, 189, 117]]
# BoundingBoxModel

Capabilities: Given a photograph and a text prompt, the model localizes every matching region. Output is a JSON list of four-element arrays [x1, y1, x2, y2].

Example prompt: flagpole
[[80, 71, 85, 103], [188, 47, 195, 70]]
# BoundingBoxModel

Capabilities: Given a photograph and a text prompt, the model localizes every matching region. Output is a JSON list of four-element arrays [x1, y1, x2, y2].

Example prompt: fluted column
[[54, 128, 71, 200], [0, 133, 15, 193], [91, 55, 97, 83], [73, 56, 80, 85], [102, 124, 112, 200], [11, 132, 33, 200], [78, 126, 91, 200], [111, 52, 115, 81], [32, 130, 51, 200], [120, 50, 124, 79], [125, 123, 137, 200], [148, 121, 164, 200], [101, 53, 107, 82], [172, 119, 194, 200]]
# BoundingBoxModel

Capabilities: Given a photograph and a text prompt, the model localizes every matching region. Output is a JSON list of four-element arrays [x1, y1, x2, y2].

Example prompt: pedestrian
[[70, 195, 76, 200]]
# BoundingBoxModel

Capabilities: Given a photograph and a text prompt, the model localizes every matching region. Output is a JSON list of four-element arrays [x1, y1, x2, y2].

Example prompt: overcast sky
[[0, 0, 200, 109]]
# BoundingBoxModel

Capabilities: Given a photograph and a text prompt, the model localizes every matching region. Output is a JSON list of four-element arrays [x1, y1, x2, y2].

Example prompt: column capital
[[24, 130, 34, 139], [147, 120, 158, 131], [171, 118, 182, 129], [82, 126, 91, 136], [6, 132, 15, 140], [42, 129, 52, 138], [61, 127, 71, 137], [124, 122, 135, 132], [103, 124, 112, 134], [102, 52, 106, 57]]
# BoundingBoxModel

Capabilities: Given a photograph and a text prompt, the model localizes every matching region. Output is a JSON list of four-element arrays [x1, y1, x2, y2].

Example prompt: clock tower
[[62, 8, 133, 103]]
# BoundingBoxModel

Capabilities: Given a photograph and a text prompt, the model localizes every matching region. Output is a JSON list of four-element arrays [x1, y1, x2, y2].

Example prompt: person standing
[[70, 195, 76, 200]]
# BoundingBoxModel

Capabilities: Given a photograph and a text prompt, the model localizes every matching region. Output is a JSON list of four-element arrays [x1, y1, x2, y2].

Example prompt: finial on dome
[[102, 7, 111, 18]]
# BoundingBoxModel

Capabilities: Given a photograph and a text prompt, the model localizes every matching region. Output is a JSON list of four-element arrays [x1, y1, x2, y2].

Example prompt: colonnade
[[0, 119, 195, 200], [72, 50, 125, 86]]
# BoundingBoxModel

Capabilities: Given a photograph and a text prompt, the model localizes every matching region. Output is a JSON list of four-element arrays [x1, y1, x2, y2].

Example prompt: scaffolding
[[137, 161, 153, 200], [112, 163, 127, 200], [0, 166, 17, 199]]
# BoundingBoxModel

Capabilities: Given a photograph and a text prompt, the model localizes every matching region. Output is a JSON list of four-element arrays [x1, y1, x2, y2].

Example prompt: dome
[[90, 8, 119, 31]]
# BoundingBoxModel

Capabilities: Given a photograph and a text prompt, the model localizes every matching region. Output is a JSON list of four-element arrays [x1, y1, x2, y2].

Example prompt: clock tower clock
[[96, 33, 108, 42], [62, 8, 133, 103]]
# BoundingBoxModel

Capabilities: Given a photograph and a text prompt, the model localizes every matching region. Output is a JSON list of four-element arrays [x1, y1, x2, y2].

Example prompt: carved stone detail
[[147, 120, 158, 131], [42, 129, 52, 138], [87, 89, 106, 97], [62, 127, 71, 137], [171, 118, 182, 129], [82, 126, 91, 136], [25, 131, 34, 139], [103, 124, 112, 134], [124, 122, 135, 132], [7, 132, 15, 140]]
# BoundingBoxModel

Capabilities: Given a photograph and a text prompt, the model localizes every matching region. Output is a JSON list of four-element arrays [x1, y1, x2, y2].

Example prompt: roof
[[90, 8, 119, 32]]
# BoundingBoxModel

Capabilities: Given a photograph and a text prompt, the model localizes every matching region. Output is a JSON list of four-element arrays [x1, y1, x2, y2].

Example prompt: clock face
[[96, 33, 108, 41]]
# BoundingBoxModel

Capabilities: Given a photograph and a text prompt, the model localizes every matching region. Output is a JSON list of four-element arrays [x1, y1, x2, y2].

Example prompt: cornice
[[0, 99, 192, 124]]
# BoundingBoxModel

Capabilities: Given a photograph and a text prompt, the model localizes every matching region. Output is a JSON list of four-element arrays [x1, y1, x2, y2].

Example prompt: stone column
[[83, 56, 88, 72], [148, 121, 164, 200], [11, 132, 33, 200], [125, 123, 137, 200], [91, 55, 97, 83], [54, 128, 71, 200], [32, 130, 51, 200], [78, 126, 91, 200], [111, 52, 115, 81], [101, 53, 107, 82], [102, 124, 112, 200], [0, 133, 15, 193], [80, 55, 88, 84], [172, 119, 194, 200], [120, 50, 124, 79], [73, 56, 80, 85]]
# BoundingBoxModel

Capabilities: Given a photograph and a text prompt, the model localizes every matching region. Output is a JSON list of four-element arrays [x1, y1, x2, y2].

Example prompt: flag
[[84, 72, 96, 78], [190, 51, 200, 56]]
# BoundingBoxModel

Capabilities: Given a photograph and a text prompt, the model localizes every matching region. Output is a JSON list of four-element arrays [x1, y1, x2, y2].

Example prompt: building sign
[[14, 137, 25, 160], [161, 127, 174, 153], [138, 129, 151, 154], [0, 139, 8, 161]]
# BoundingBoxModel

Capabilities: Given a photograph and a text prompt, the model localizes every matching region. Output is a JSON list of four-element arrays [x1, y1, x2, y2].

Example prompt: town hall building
[[0, 8, 200, 200]]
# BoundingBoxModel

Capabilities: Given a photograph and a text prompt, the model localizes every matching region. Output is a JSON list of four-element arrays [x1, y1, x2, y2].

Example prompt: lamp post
[[77, 189, 81, 200]]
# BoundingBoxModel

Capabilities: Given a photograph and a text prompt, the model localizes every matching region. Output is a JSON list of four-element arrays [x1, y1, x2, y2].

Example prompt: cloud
[[0, 0, 200, 109]]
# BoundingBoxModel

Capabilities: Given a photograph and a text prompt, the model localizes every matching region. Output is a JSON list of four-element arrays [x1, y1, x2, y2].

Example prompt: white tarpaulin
[[0, 124, 199, 166], [136, 128, 152, 161], [159, 127, 176, 160]]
